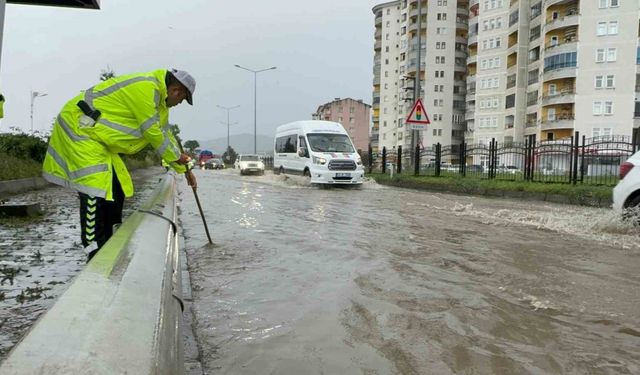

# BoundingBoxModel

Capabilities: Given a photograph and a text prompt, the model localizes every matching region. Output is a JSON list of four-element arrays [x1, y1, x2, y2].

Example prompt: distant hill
[[198, 133, 273, 155]]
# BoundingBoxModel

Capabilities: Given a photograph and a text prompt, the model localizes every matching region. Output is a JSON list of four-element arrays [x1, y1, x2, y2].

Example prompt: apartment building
[[466, 0, 640, 151], [372, 0, 469, 155], [312, 98, 371, 152]]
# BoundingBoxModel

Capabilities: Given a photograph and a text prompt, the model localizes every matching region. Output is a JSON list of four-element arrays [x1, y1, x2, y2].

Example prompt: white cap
[[169, 68, 196, 105]]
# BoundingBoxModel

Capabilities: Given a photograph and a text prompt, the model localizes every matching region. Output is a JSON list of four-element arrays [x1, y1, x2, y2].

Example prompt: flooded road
[[181, 169, 640, 375]]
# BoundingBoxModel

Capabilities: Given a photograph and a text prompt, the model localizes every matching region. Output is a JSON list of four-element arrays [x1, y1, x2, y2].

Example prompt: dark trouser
[[79, 171, 124, 261]]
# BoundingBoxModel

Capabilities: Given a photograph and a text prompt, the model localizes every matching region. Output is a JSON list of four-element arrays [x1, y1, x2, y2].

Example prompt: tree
[[184, 140, 200, 154], [222, 146, 238, 165], [100, 65, 116, 81]]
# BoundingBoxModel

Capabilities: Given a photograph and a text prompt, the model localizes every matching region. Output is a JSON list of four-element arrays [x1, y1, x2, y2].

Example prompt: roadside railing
[[371, 132, 640, 186]]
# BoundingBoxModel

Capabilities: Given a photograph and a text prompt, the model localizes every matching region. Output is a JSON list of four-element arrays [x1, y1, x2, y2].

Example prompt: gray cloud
[[1, 0, 379, 143]]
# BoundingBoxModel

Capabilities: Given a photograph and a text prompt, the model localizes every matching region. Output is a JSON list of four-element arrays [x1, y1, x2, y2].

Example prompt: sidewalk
[[0, 167, 167, 361]]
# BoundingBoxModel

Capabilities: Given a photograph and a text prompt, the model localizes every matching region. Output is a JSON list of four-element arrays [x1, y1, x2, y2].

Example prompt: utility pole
[[411, 0, 423, 166], [234, 65, 276, 153], [217, 104, 239, 155], [30, 90, 47, 132]]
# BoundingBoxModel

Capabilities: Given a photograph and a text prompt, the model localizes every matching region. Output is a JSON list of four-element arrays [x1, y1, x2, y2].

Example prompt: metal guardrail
[[0, 175, 184, 374]]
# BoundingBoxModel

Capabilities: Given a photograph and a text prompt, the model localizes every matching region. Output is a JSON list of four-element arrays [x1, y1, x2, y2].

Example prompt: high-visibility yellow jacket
[[42, 69, 186, 200], [0, 94, 5, 119]]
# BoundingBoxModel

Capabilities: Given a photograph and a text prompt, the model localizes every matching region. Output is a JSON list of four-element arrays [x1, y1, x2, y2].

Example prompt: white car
[[237, 154, 265, 175], [612, 150, 640, 221]]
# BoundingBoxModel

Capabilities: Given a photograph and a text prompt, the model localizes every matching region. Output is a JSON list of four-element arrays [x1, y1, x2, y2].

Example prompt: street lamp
[[30, 90, 47, 133], [234, 64, 276, 153], [217, 104, 240, 153]]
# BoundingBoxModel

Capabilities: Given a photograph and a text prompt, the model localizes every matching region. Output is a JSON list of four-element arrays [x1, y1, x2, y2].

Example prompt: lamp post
[[30, 90, 47, 133], [217, 104, 240, 153], [234, 64, 276, 153]]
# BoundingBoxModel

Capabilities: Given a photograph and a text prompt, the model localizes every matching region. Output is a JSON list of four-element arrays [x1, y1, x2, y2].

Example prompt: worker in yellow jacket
[[42, 68, 197, 261]]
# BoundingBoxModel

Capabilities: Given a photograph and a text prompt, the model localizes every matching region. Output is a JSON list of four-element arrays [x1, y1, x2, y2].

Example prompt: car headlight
[[356, 156, 362, 165], [313, 156, 327, 165]]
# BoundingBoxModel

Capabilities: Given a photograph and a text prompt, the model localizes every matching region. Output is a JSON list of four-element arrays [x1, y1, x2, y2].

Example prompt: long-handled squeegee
[[176, 140, 213, 245]]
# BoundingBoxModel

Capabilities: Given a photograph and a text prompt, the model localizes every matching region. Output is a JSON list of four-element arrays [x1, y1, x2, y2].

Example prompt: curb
[[0, 177, 50, 198], [373, 179, 613, 208]]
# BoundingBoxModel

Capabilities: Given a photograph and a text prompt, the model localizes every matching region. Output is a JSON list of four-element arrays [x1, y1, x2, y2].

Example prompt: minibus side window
[[299, 136, 309, 158], [283, 135, 297, 153]]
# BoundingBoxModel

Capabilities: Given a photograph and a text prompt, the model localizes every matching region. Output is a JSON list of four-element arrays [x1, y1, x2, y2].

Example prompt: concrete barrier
[[0, 176, 50, 198], [0, 175, 184, 374]]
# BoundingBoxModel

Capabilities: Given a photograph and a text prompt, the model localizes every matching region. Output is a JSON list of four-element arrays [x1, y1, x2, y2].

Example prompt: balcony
[[544, 38, 577, 54], [405, 61, 426, 73], [409, 6, 427, 19], [470, 0, 479, 7], [456, 49, 468, 59], [457, 7, 469, 17], [541, 89, 575, 106], [455, 64, 467, 73], [375, 15, 382, 26], [375, 29, 381, 38], [408, 20, 427, 33], [541, 113, 575, 130], [543, 66, 577, 81], [469, 33, 477, 45], [467, 54, 477, 65], [374, 40, 381, 50], [466, 111, 475, 120], [373, 76, 380, 85], [545, 14, 579, 33]]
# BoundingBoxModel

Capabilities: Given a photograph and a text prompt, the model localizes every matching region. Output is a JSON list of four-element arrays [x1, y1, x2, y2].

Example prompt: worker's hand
[[186, 170, 197, 188], [176, 153, 192, 165]]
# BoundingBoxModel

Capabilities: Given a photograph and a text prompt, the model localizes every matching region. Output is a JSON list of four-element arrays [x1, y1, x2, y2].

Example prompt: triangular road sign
[[406, 99, 431, 125]]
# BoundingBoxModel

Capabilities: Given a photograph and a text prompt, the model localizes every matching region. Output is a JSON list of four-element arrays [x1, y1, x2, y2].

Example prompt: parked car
[[237, 154, 265, 175], [467, 164, 484, 173], [613, 150, 640, 222], [497, 165, 521, 174], [204, 158, 224, 170]]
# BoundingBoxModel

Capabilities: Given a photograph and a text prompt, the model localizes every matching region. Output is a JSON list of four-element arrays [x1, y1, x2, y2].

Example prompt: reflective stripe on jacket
[[42, 69, 186, 200]]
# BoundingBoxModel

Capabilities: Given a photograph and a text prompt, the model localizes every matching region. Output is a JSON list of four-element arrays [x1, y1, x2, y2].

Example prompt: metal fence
[[369, 132, 640, 186]]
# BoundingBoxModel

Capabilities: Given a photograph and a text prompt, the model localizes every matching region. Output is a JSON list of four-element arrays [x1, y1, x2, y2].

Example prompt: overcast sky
[[1, 0, 381, 142]]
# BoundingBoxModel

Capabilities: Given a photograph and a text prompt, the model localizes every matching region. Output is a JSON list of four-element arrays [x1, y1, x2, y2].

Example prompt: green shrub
[[0, 133, 48, 162]]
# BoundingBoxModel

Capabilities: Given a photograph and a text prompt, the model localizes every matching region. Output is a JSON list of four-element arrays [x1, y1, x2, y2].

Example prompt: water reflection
[[182, 169, 640, 374]]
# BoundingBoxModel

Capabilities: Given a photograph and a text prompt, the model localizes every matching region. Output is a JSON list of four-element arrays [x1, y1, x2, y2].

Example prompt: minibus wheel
[[303, 169, 311, 177]]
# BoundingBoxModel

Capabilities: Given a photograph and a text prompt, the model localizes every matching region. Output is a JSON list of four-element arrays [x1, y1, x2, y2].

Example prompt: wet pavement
[[0, 167, 165, 361], [180, 169, 640, 375]]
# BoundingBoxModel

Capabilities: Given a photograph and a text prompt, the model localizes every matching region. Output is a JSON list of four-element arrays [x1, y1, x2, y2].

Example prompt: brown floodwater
[[181, 169, 640, 375]]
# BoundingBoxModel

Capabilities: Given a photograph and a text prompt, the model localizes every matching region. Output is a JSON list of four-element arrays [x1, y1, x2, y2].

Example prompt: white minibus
[[273, 120, 364, 185]]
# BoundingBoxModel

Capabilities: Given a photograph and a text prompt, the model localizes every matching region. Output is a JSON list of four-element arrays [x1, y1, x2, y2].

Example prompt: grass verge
[[0, 152, 42, 180], [368, 172, 613, 207]]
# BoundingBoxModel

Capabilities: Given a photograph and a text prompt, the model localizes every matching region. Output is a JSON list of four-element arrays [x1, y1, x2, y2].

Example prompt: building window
[[593, 101, 613, 115], [600, 0, 619, 7], [597, 22, 607, 36], [607, 48, 617, 61], [606, 75, 615, 88], [595, 74, 616, 89], [596, 48, 606, 62], [595, 75, 604, 88], [608, 21, 618, 35]]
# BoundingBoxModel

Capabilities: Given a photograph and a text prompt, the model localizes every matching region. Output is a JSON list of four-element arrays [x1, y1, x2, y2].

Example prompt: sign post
[[405, 98, 431, 130]]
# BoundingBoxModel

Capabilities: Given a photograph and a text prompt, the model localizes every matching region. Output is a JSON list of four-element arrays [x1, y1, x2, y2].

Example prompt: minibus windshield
[[307, 133, 355, 153]]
